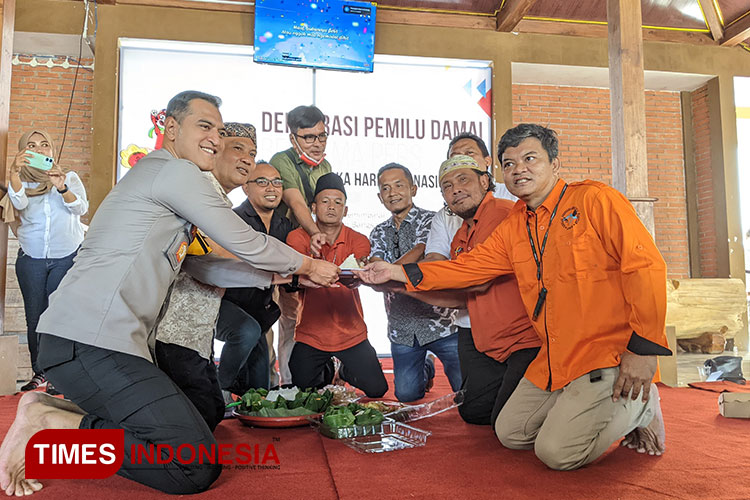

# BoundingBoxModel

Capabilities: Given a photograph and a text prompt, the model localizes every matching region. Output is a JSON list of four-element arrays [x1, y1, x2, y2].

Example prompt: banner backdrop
[[118, 39, 492, 355]]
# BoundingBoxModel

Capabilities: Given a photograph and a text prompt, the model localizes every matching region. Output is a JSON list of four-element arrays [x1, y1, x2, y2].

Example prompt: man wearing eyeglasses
[[221, 162, 292, 391], [270, 104, 333, 386], [357, 124, 670, 471]]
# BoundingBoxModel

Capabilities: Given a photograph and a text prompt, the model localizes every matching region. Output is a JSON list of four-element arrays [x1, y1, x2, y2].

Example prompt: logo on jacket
[[561, 207, 580, 230], [175, 241, 188, 263]]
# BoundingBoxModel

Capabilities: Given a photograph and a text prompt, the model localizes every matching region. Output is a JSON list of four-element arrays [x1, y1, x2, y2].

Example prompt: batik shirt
[[154, 173, 230, 360], [369, 205, 455, 347]]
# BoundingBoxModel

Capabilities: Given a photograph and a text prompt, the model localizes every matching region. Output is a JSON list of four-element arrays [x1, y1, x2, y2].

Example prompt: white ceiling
[[512, 62, 714, 92]]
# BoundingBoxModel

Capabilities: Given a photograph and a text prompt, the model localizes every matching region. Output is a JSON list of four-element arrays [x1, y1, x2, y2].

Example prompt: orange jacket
[[287, 225, 370, 352], [450, 192, 540, 362], [405, 179, 669, 391]]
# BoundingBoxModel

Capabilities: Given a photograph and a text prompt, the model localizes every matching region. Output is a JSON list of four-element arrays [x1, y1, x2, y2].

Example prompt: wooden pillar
[[680, 91, 701, 278], [0, 0, 16, 392], [607, 0, 655, 235], [0, 0, 15, 331]]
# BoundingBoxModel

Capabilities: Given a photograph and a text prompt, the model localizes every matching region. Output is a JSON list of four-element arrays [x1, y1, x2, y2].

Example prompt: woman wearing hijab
[[0, 130, 88, 392]]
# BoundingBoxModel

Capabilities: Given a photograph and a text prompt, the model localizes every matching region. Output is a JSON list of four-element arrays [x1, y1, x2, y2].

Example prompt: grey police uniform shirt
[[37, 149, 304, 363]]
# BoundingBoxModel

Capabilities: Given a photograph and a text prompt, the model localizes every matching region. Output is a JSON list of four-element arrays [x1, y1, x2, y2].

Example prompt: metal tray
[[342, 421, 431, 453]]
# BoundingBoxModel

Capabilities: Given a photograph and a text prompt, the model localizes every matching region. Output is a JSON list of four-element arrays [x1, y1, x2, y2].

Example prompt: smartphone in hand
[[26, 151, 54, 171]]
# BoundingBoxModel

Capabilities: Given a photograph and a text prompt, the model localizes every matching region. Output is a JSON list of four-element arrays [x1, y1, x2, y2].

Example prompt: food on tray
[[321, 403, 386, 429], [360, 401, 404, 415], [319, 385, 359, 405], [237, 387, 333, 417], [266, 387, 301, 401], [323, 406, 356, 428], [340, 253, 361, 269]]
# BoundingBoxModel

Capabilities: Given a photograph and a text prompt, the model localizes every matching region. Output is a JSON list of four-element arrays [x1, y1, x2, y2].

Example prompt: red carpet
[[3, 360, 750, 500], [688, 380, 750, 393]]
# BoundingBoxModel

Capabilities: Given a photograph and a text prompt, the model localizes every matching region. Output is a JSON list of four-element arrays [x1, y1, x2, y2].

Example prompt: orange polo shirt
[[287, 225, 370, 352], [406, 179, 669, 391], [450, 192, 540, 362]]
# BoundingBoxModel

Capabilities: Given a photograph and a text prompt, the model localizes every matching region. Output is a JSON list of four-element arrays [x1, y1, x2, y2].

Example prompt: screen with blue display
[[253, 0, 376, 73]]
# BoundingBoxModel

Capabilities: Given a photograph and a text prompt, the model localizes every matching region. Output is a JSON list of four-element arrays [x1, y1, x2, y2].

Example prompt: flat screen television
[[253, 0, 376, 73]]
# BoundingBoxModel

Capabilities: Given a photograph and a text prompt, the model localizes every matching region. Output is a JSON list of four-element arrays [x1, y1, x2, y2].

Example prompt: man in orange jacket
[[357, 123, 671, 471]]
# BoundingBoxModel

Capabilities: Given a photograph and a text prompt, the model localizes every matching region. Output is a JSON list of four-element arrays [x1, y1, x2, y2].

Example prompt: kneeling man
[[357, 124, 671, 470], [287, 173, 388, 398]]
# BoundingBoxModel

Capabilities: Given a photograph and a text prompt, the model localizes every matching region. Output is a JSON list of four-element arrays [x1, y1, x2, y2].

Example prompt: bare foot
[[621, 383, 665, 456], [0, 392, 85, 496]]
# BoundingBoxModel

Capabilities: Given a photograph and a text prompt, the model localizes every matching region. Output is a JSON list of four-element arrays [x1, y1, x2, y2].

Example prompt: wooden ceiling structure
[[110, 0, 750, 50]]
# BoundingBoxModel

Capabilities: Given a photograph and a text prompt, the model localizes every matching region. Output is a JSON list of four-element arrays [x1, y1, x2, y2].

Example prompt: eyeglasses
[[247, 178, 284, 188], [295, 132, 328, 145]]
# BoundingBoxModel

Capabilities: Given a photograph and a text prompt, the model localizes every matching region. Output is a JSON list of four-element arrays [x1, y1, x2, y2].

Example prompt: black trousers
[[289, 339, 388, 398], [38, 334, 221, 495], [457, 327, 540, 426], [155, 341, 225, 432]]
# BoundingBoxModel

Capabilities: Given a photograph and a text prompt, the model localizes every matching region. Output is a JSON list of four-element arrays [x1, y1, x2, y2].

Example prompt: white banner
[[118, 39, 492, 355]]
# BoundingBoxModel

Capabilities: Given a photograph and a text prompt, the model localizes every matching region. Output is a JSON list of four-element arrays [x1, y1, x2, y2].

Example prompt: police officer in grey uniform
[[0, 91, 339, 497]]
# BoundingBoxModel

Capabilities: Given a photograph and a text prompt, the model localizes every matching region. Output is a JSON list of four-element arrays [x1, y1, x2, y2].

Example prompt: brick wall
[[512, 84, 690, 279], [7, 56, 94, 189], [691, 84, 718, 277], [4, 56, 94, 381]]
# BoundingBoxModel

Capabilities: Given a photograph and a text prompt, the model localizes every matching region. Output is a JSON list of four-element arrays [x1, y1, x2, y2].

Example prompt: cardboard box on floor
[[718, 392, 750, 418]]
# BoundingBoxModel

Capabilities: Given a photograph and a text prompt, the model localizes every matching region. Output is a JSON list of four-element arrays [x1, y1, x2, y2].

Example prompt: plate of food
[[233, 410, 324, 428], [232, 387, 333, 428]]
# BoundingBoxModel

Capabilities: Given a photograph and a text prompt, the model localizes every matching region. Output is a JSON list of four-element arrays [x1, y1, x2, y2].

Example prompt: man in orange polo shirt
[[357, 124, 671, 470], [404, 155, 540, 426], [287, 173, 388, 398]]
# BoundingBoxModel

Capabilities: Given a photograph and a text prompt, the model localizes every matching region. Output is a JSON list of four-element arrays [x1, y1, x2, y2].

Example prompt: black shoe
[[46, 382, 62, 396], [20, 373, 46, 392]]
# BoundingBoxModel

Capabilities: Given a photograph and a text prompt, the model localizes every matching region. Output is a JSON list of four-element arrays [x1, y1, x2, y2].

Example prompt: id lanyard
[[526, 183, 567, 320]]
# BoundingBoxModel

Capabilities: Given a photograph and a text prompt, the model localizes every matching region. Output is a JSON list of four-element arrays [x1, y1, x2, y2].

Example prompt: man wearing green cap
[[405, 155, 540, 425]]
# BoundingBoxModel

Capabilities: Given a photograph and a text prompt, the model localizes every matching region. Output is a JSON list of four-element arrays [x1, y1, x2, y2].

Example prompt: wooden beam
[[697, 0, 723, 41], [116, 0, 252, 13], [378, 9, 495, 30], [721, 12, 750, 46], [495, 0, 537, 32], [517, 19, 717, 45], [0, 0, 15, 372], [607, 0, 653, 234]]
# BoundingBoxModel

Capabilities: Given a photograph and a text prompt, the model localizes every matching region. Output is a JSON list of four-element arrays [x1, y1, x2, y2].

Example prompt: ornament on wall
[[118, 108, 168, 175], [11, 54, 94, 70]]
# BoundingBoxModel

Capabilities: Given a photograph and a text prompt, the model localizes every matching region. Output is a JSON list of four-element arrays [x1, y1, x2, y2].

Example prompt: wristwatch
[[57, 184, 69, 194]]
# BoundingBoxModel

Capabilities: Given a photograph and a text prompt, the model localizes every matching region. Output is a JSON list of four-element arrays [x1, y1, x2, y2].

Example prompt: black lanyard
[[526, 184, 567, 320]]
